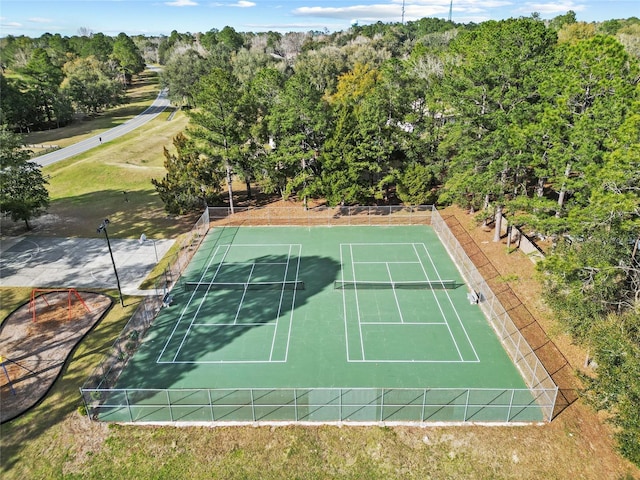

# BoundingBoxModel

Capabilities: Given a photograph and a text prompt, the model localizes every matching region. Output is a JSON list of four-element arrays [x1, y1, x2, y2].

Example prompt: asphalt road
[[34, 87, 170, 167]]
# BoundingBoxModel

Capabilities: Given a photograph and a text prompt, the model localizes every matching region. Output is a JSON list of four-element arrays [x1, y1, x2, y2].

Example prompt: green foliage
[[580, 313, 640, 465], [396, 162, 438, 205], [111, 32, 146, 84], [0, 128, 50, 229], [151, 132, 222, 214], [61, 56, 124, 114]]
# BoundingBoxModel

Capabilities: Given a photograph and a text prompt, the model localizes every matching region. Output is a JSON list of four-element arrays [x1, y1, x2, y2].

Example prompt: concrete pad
[[0, 236, 174, 295]]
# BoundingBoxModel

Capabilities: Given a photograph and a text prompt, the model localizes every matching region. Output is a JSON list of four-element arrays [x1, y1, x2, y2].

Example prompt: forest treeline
[[1, 12, 639, 466]]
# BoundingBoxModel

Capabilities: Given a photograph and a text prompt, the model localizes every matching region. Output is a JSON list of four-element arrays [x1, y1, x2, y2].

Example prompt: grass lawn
[[1, 71, 639, 480]]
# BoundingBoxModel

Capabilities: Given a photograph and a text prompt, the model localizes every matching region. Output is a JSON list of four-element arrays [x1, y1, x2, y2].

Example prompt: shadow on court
[[109, 252, 340, 415]]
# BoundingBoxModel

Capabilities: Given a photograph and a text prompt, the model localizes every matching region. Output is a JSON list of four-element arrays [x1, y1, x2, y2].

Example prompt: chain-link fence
[[431, 209, 558, 420], [80, 210, 210, 396], [81, 205, 558, 423], [208, 205, 433, 226], [80, 386, 551, 423]]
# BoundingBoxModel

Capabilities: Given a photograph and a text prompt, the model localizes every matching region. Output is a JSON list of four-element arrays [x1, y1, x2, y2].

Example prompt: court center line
[[412, 243, 464, 362], [351, 244, 366, 361], [233, 263, 256, 325], [420, 243, 480, 362], [386, 262, 405, 323], [282, 245, 302, 362], [340, 244, 350, 362], [269, 245, 292, 361]]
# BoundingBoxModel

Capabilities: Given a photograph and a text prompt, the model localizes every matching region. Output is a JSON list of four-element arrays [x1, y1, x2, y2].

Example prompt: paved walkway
[[35, 87, 170, 167]]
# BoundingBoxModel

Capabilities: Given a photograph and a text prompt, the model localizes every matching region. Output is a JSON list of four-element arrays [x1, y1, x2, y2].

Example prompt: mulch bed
[[0, 291, 112, 423]]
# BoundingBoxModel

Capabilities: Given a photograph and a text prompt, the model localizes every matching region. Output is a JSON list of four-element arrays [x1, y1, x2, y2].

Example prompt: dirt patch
[[0, 291, 112, 423]]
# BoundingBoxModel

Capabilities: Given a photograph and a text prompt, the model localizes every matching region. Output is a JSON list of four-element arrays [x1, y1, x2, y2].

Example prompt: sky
[[0, 0, 637, 37]]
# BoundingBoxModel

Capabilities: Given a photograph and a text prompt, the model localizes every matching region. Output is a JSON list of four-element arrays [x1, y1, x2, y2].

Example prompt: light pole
[[97, 219, 124, 307], [139, 233, 158, 264]]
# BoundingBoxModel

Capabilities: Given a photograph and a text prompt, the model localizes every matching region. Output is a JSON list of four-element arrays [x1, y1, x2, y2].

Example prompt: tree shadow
[[94, 244, 340, 420]]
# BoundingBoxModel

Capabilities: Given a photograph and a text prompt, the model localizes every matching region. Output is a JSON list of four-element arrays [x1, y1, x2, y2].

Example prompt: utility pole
[[401, 0, 405, 24], [448, 0, 453, 22]]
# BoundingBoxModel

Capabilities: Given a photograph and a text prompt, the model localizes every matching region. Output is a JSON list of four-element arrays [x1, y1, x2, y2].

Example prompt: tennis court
[[90, 225, 551, 423]]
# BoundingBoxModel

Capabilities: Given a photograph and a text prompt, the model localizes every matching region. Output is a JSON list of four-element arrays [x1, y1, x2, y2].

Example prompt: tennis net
[[334, 280, 458, 290], [185, 281, 305, 291]]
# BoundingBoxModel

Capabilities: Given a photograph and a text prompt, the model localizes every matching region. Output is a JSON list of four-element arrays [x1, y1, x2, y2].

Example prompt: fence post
[[251, 389, 256, 422], [167, 390, 174, 422], [125, 390, 133, 422], [507, 389, 515, 422], [208, 389, 215, 421]]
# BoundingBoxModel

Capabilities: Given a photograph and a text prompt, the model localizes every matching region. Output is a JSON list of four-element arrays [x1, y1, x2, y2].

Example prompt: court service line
[[420, 243, 480, 362], [412, 243, 464, 362], [354, 261, 421, 265], [347, 359, 479, 363], [157, 243, 230, 363], [360, 321, 447, 326], [386, 262, 405, 323], [170, 243, 234, 362], [192, 322, 276, 327]]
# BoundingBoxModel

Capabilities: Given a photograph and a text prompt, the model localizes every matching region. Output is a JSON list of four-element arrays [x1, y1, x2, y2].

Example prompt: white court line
[[347, 359, 478, 363], [420, 243, 480, 362], [269, 245, 292, 361], [341, 244, 350, 361], [351, 244, 366, 361], [412, 243, 464, 361], [157, 243, 230, 363], [360, 321, 446, 325], [192, 322, 276, 327], [171, 244, 234, 362], [386, 262, 405, 323], [282, 245, 302, 362], [353, 261, 421, 264], [233, 263, 256, 324], [168, 359, 287, 364]]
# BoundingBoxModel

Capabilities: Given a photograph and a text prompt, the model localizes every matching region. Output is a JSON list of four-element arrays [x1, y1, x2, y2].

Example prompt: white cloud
[[165, 0, 198, 6], [230, 1, 256, 7], [1, 21, 23, 28], [28, 17, 54, 23], [518, 1, 585, 14], [294, 0, 513, 22]]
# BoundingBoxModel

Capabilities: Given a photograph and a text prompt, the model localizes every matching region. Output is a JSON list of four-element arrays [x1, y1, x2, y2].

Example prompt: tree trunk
[[245, 178, 252, 200], [493, 205, 503, 243], [556, 163, 571, 218], [225, 162, 234, 214]]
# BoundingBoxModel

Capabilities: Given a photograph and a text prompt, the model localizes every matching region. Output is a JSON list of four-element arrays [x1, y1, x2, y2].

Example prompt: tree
[[187, 68, 251, 213], [20, 47, 72, 128], [439, 18, 556, 213], [0, 128, 49, 229], [111, 33, 145, 85], [263, 72, 328, 204], [61, 56, 124, 114], [152, 132, 223, 214], [525, 35, 639, 235], [161, 49, 208, 107]]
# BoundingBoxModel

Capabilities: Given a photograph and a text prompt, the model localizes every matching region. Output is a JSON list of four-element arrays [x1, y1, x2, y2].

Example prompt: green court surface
[[100, 226, 545, 423]]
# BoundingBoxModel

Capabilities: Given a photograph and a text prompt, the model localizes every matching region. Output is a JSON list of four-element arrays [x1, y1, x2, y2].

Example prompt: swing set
[[28, 288, 91, 323]]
